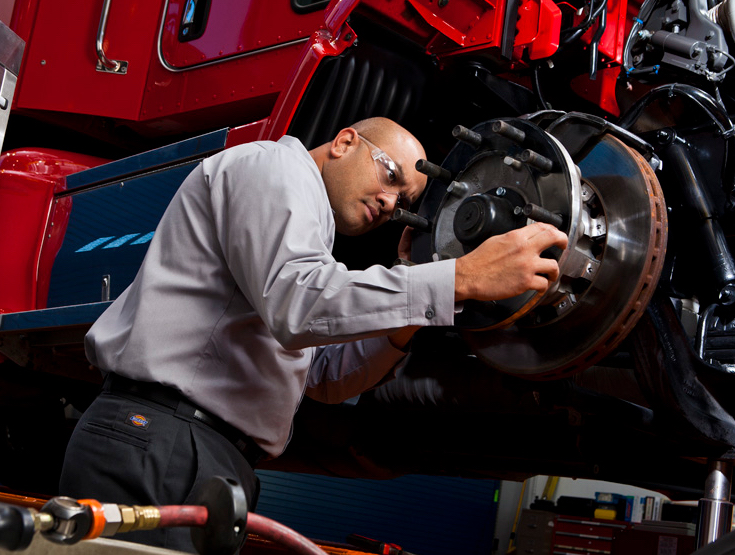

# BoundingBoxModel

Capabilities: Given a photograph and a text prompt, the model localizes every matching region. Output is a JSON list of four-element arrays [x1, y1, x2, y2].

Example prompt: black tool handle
[[0, 503, 36, 551]]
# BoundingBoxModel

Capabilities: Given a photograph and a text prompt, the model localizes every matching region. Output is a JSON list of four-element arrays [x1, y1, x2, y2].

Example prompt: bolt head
[[719, 286, 735, 305]]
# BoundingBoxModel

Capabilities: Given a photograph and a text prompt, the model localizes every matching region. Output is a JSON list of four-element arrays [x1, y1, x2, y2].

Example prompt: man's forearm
[[387, 325, 421, 350]]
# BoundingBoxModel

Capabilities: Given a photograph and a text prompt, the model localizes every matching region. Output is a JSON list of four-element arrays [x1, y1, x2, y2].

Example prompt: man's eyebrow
[[394, 160, 406, 183], [395, 161, 419, 205]]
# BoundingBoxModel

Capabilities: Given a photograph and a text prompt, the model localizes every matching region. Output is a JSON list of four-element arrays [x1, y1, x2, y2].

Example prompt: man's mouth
[[365, 203, 377, 223]]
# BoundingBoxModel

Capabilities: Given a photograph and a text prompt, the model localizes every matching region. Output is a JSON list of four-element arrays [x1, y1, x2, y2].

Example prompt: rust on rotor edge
[[548, 137, 668, 379]]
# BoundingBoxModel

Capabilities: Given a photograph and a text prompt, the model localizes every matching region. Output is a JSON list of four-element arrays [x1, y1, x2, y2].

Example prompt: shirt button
[[425, 306, 435, 319]]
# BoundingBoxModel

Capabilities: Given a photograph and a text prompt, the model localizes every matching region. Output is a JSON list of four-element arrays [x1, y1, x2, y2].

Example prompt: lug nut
[[391, 209, 432, 232], [415, 159, 452, 183], [447, 181, 469, 197], [522, 203, 564, 229], [519, 149, 554, 173], [503, 156, 523, 170], [491, 120, 526, 144], [452, 125, 483, 149]]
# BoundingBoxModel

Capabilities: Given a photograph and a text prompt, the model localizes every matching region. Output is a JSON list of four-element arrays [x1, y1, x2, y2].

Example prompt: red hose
[[141, 504, 327, 555], [246, 513, 328, 555], [158, 506, 209, 528]]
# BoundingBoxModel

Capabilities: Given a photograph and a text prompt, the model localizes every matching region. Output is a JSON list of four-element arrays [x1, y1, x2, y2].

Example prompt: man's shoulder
[[220, 136, 307, 158], [200, 136, 325, 207], [207, 136, 313, 175]]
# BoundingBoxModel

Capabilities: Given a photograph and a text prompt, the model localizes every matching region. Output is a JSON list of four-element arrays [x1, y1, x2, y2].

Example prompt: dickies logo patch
[[126, 412, 150, 429]]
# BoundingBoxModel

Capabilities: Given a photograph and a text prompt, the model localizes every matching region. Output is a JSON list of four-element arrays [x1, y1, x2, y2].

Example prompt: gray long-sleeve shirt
[[85, 136, 456, 457]]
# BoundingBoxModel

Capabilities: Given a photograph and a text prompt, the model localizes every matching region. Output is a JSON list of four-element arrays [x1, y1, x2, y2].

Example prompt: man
[[59, 117, 566, 551]]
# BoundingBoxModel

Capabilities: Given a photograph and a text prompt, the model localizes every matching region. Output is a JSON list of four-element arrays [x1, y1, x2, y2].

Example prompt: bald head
[[351, 117, 426, 161], [309, 117, 428, 235]]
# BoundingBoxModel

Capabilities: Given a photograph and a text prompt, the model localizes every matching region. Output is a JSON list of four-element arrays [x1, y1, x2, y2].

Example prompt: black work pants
[[59, 390, 260, 553]]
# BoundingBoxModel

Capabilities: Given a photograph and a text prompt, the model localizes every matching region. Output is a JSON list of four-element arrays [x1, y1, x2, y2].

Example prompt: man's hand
[[454, 223, 568, 302], [397, 226, 413, 261], [388, 325, 421, 351]]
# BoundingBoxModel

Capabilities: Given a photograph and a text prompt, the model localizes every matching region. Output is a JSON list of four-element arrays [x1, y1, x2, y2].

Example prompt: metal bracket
[[101, 274, 111, 302], [96, 59, 128, 74]]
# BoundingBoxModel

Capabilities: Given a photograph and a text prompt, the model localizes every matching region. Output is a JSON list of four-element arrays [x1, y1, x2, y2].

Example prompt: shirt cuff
[[407, 258, 456, 326]]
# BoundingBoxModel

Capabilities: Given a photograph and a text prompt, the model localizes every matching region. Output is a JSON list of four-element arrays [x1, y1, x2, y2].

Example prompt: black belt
[[103, 373, 265, 468]]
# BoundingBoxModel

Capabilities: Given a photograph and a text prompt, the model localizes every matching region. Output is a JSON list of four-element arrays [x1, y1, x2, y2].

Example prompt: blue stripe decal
[[102, 233, 141, 249], [130, 232, 155, 245], [75, 236, 116, 252]]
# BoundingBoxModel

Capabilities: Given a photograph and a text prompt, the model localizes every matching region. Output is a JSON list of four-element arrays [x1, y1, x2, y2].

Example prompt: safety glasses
[[358, 134, 411, 210]]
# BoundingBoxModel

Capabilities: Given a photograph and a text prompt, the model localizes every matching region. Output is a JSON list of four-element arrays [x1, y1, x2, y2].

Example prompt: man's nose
[[377, 191, 398, 213]]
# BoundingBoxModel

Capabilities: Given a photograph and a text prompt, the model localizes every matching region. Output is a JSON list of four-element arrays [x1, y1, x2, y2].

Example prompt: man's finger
[[536, 258, 561, 283], [397, 226, 414, 259], [528, 274, 552, 293], [524, 223, 568, 251]]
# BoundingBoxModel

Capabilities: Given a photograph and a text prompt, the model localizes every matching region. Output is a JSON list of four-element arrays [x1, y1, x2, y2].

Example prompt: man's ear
[[330, 127, 359, 159]]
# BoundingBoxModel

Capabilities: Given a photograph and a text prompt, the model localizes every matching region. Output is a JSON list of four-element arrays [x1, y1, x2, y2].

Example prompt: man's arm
[[209, 143, 566, 351], [306, 338, 410, 403], [207, 143, 457, 350]]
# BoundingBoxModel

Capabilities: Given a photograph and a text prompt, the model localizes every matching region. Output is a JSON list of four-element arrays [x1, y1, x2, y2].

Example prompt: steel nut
[[101, 504, 122, 537]]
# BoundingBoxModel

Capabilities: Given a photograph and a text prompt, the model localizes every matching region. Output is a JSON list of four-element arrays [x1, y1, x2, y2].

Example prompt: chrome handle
[[96, 0, 128, 73]]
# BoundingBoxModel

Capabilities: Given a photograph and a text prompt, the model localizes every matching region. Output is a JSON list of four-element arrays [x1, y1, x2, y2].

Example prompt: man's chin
[[334, 210, 378, 236], [335, 222, 366, 236]]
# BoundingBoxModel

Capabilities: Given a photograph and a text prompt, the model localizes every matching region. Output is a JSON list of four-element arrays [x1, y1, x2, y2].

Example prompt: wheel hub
[[410, 113, 668, 378]]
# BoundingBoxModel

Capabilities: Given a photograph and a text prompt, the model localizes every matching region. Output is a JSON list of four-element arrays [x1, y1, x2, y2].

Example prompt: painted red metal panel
[[356, 0, 436, 45], [575, 0, 629, 63], [570, 66, 622, 116], [391, 0, 560, 63], [146, 0, 326, 126], [409, 0, 498, 47], [0, 149, 108, 315], [11, 0, 328, 134], [567, 0, 632, 113], [0, 170, 53, 314], [10, 0, 563, 135], [144, 41, 305, 122], [227, 0, 359, 146], [410, 0, 508, 55], [14, 0, 163, 120], [515, 0, 562, 59], [160, 0, 322, 69]]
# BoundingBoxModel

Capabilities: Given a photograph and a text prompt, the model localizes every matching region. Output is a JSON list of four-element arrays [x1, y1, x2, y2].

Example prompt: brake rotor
[[411, 115, 667, 379]]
